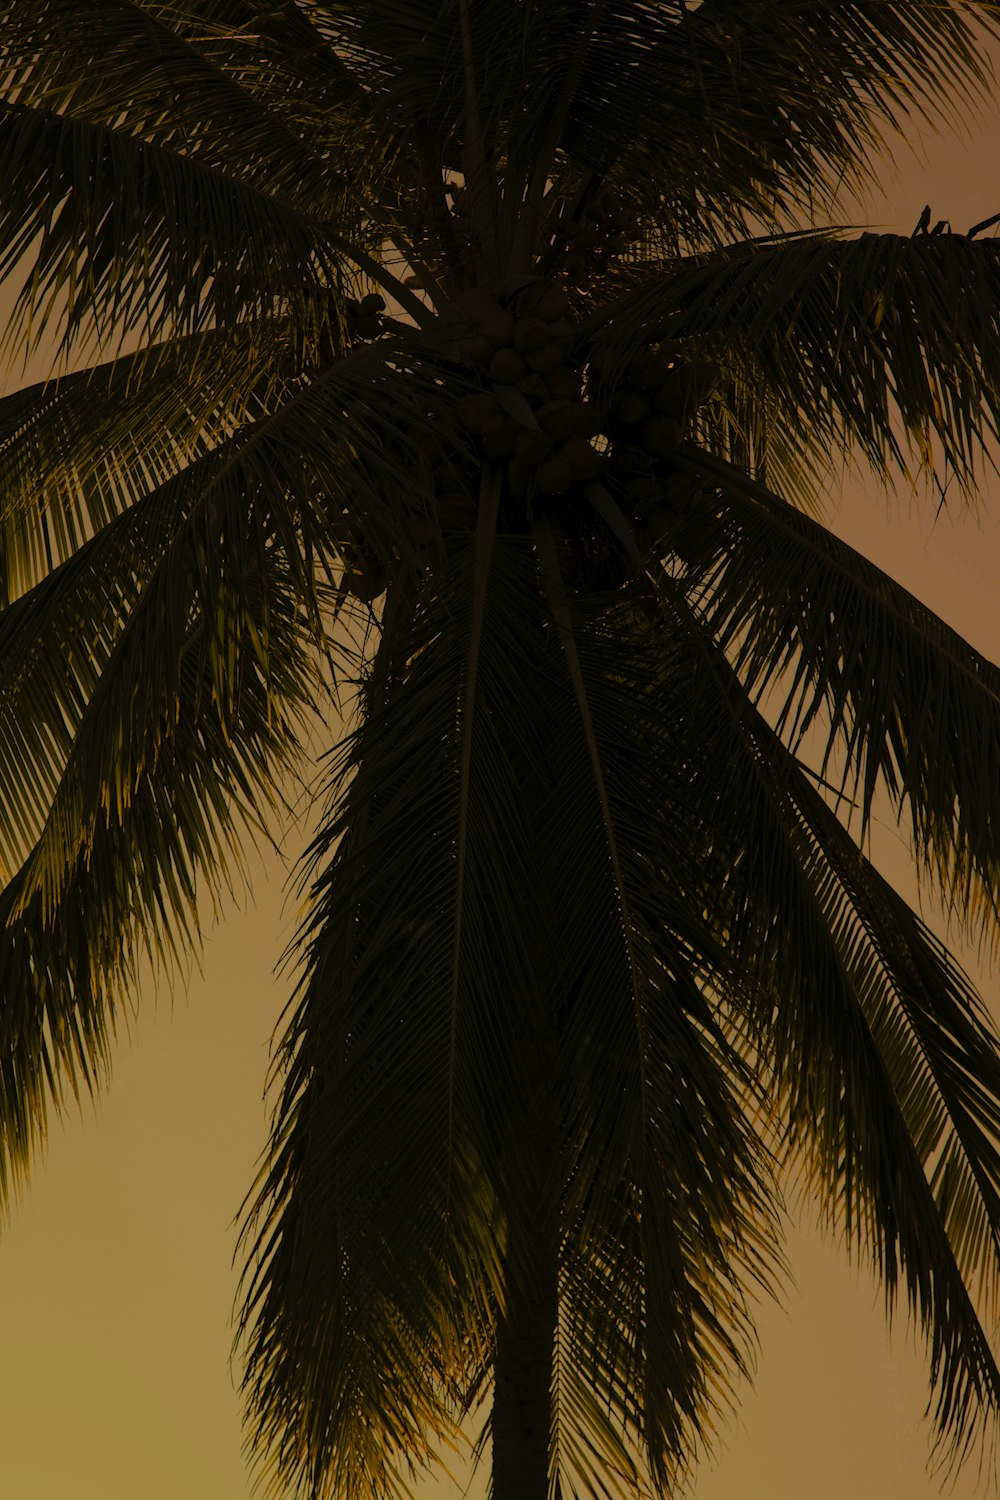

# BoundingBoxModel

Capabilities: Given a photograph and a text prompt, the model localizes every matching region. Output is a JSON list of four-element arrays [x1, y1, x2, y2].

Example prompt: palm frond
[[0, 1, 350, 203], [0, 471, 316, 1198], [614, 231, 1000, 494], [674, 449, 1000, 945], [532, 568, 782, 1494], [239, 522, 558, 1499], [651, 587, 1000, 1472], [0, 96, 355, 357], [506, 0, 998, 249], [0, 323, 291, 598]]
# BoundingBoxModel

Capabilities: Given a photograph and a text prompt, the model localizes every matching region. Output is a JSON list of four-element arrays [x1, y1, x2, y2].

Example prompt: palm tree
[[6, 2, 1000, 1496]]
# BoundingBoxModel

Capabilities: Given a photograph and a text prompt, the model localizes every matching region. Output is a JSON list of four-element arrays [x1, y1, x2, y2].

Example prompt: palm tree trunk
[[494, 1206, 560, 1500], [492, 1199, 558, 1500], [492, 1030, 559, 1500]]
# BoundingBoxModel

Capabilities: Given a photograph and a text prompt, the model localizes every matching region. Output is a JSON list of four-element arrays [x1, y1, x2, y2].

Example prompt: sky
[[2, 48, 1000, 1500]]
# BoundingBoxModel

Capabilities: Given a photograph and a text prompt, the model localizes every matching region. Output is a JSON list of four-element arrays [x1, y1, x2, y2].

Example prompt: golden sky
[[2, 59, 1000, 1500]]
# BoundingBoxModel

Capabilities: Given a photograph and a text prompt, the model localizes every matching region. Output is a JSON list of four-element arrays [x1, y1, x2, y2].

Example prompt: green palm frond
[[0, 99, 357, 355], [242, 531, 787, 1497], [532, 567, 782, 1494], [673, 449, 1000, 937], [649, 588, 1000, 1469], [601, 232, 1000, 494], [240, 523, 549, 1498], [0, 325, 291, 596], [0, 1, 340, 181], [0, 484, 315, 1195], [0, 335, 458, 875]]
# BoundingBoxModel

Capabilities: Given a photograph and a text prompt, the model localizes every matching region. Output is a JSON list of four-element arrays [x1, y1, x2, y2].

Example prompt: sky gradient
[[2, 59, 1000, 1500]]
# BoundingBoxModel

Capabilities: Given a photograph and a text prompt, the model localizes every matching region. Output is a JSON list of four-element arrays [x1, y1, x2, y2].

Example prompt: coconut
[[464, 334, 496, 368], [535, 288, 569, 322], [455, 288, 501, 321], [652, 383, 687, 418], [641, 351, 677, 391], [566, 401, 603, 438], [655, 362, 719, 416], [342, 563, 386, 603], [562, 436, 601, 482], [352, 510, 393, 556], [545, 318, 574, 354], [617, 392, 650, 426], [536, 400, 574, 440], [456, 393, 503, 432], [527, 342, 563, 375], [481, 308, 516, 346], [536, 452, 574, 495], [516, 372, 551, 404], [358, 292, 387, 317], [642, 415, 684, 457], [514, 427, 555, 465], [514, 317, 549, 354], [490, 347, 527, 384], [355, 314, 383, 341], [482, 415, 520, 458], [547, 367, 582, 401], [515, 282, 547, 315]]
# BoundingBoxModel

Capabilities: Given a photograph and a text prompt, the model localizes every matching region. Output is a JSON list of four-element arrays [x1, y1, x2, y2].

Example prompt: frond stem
[[457, 0, 497, 280], [505, 0, 608, 280], [329, 235, 437, 328]]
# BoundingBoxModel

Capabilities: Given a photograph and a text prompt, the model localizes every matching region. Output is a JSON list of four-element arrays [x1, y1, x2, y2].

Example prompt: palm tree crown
[[5, 3, 1000, 1497]]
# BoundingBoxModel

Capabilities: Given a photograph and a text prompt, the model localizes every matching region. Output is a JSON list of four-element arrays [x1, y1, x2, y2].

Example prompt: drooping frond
[[239, 517, 553, 1499], [674, 449, 1000, 942], [240, 527, 788, 1499], [0, 99, 356, 357], [0, 466, 316, 1194], [0, 336, 462, 1185], [598, 231, 1000, 496], [648, 585, 1000, 1473], [532, 563, 783, 1495], [0, 324, 291, 597]]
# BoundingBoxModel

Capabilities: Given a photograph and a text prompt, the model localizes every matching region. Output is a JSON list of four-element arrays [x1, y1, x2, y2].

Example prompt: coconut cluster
[[453, 283, 606, 500], [594, 345, 718, 448], [339, 283, 722, 603], [293, 287, 387, 377], [346, 291, 387, 343], [557, 189, 634, 285], [589, 346, 721, 566]]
